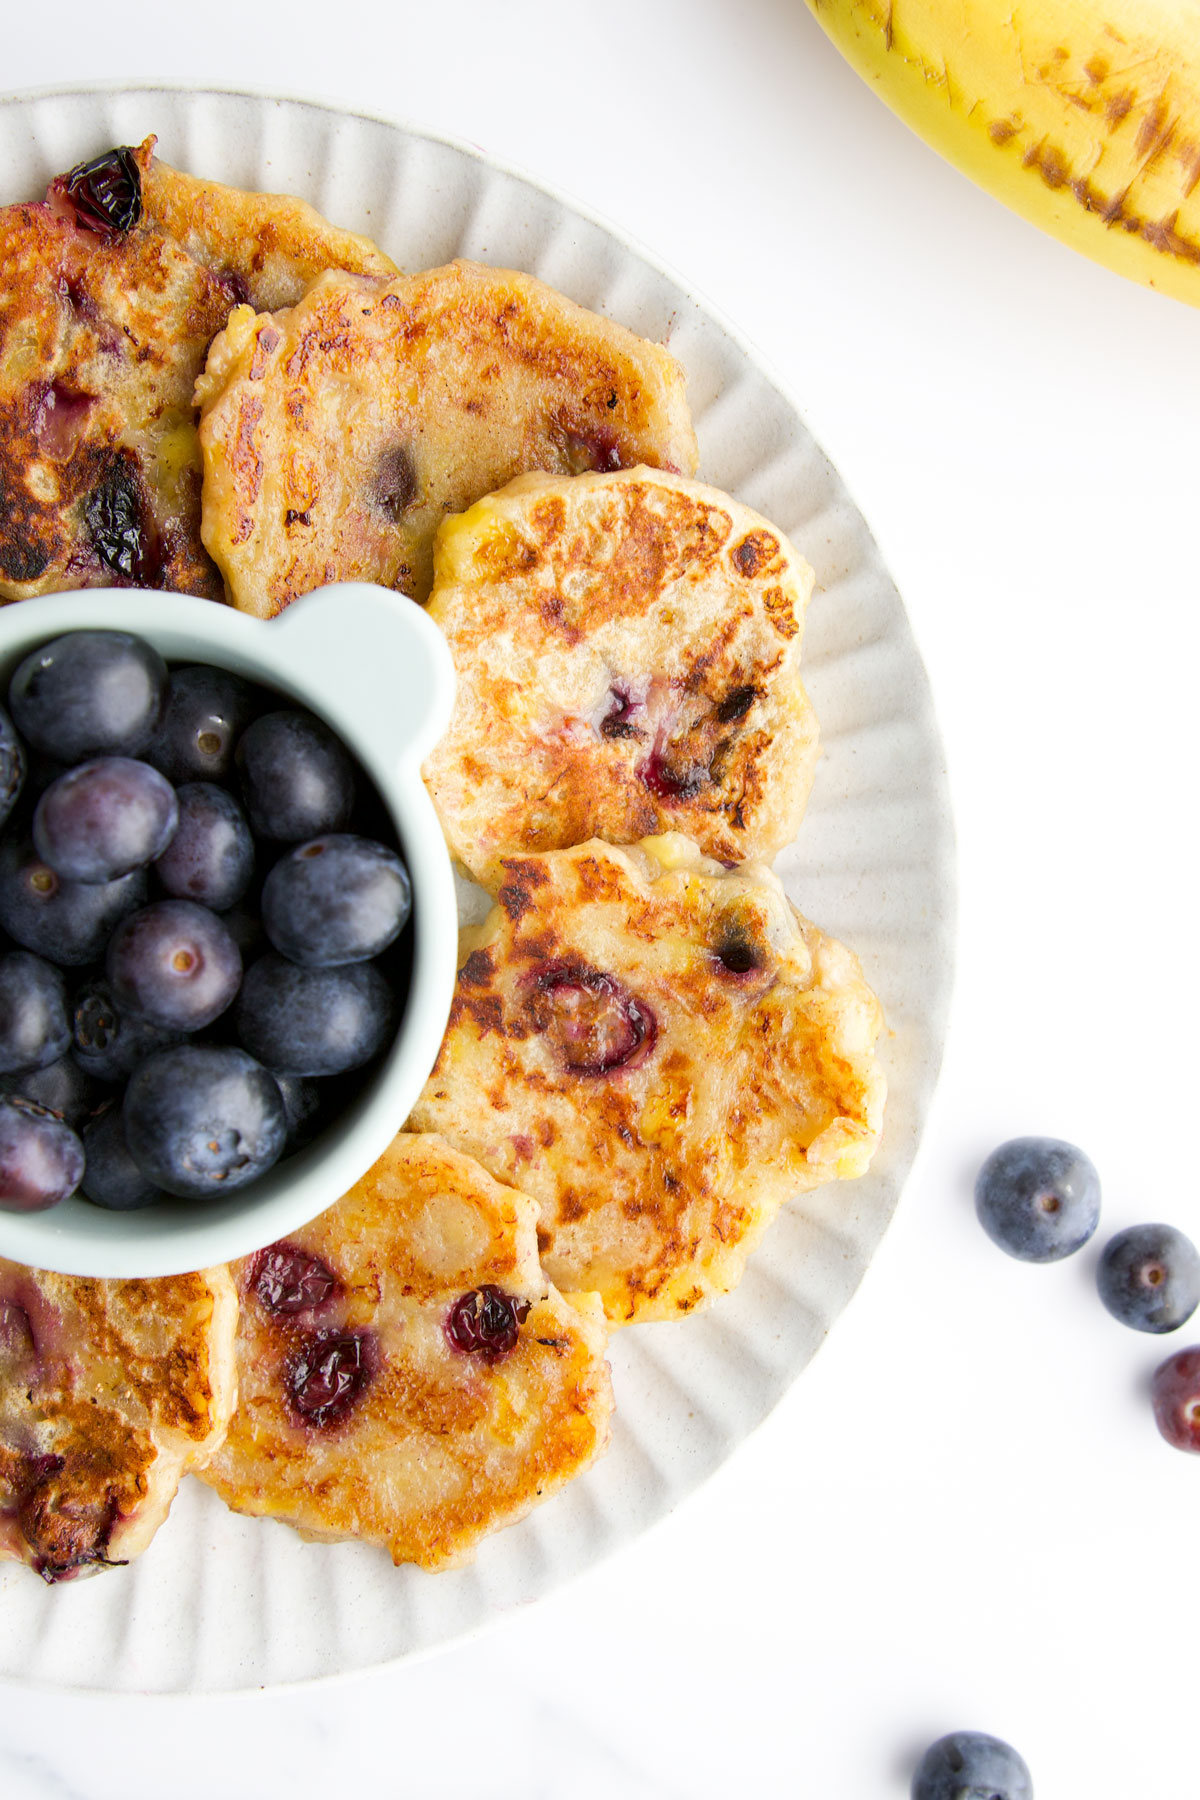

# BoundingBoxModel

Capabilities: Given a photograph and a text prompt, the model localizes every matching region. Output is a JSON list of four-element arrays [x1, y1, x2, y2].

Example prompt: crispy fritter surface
[[195, 260, 699, 611], [423, 468, 819, 880], [0, 137, 396, 604], [141, 154, 395, 311], [0, 1259, 237, 1581], [411, 836, 885, 1325], [201, 1133, 612, 1570]]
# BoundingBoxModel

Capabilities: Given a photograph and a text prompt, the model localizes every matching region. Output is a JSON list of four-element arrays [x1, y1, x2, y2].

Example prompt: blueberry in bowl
[[0, 581, 455, 1279]]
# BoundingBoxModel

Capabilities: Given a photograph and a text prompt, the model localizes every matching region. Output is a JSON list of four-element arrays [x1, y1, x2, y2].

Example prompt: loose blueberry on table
[[0, 629, 412, 1215], [974, 1135, 1100, 1262], [911, 1729, 1033, 1800], [1096, 1223, 1200, 1334], [1151, 1347, 1200, 1453]]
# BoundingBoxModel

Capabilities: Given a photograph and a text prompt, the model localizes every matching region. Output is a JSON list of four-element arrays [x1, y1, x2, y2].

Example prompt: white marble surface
[[3, 1, 1199, 1793]]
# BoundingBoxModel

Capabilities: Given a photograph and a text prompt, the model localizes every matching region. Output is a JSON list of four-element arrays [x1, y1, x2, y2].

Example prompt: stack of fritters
[[0, 138, 886, 1579], [0, 137, 395, 603]]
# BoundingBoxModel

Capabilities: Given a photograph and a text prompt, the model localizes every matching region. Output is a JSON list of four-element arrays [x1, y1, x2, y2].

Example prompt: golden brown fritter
[[0, 137, 396, 604], [195, 260, 699, 611], [423, 467, 820, 881], [0, 1259, 237, 1581], [140, 154, 396, 311], [410, 836, 885, 1326], [201, 1133, 612, 1570]]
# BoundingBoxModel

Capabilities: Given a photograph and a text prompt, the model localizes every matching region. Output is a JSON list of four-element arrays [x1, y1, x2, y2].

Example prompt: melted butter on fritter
[[201, 1133, 611, 1571], [411, 835, 885, 1326], [423, 467, 820, 880], [0, 1261, 237, 1581], [195, 260, 699, 612]]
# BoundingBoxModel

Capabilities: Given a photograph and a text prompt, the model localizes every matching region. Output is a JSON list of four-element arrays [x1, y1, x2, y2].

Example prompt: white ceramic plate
[[0, 85, 955, 1693]]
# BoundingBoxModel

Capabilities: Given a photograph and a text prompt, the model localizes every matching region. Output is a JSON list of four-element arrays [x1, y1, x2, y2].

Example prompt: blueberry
[[250, 1241, 337, 1314], [912, 1731, 1032, 1800], [1097, 1224, 1200, 1333], [218, 902, 267, 962], [274, 1073, 324, 1151], [236, 710, 356, 842], [123, 1044, 286, 1199], [33, 757, 177, 884], [0, 1054, 108, 1128], [0, 706, 26, 829], [285, 1330, 377, 1428], [261, 834, 411, 967], [0, 837, 147, 966], [0, 951, 70, 1074], [85, 455, 159, 585], [8, 630, 167, 761], [152, 782, 254, 912], [107, 900, 241, 1032], [72, 977, 185, 1082], [60, 146, 143, 236], [0, 1094, 85, 1213], [1151, 1347, 1200, 1453], [11, 754, 71, 827], [79, 1105, 164, 1210], [444, 1287, 530, 1363], [234, 953, 395, 1077], [527, 961, 657, 1075], [142, 665, 260, 784], [974, 1136, 1100, 1262]]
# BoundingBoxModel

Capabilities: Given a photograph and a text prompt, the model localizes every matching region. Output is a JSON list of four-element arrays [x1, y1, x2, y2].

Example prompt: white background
[[3, 2, 1199, 1794]]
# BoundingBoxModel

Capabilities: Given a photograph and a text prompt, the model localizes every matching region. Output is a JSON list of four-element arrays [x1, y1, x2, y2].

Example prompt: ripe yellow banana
[[806, 0, 1200, 306]]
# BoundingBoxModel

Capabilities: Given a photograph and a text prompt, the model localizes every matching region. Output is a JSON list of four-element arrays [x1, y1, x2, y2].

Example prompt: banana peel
[[806, 0, 1200, 306]]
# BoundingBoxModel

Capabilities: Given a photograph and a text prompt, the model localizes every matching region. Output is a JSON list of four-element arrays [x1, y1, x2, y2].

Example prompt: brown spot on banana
[[804, 0, 1200, 303]]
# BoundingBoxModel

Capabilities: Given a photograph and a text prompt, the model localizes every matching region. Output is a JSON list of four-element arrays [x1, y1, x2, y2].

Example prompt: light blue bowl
[[0, 581, 456, 1278]]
